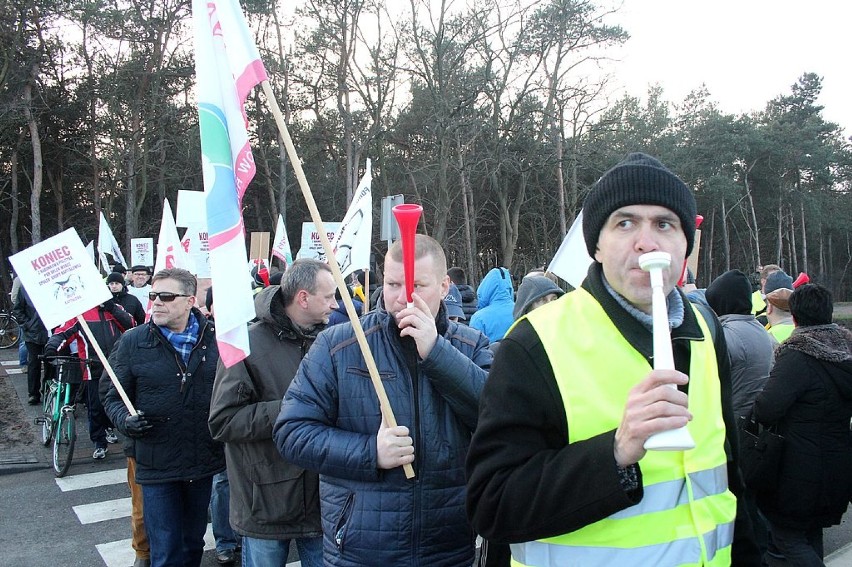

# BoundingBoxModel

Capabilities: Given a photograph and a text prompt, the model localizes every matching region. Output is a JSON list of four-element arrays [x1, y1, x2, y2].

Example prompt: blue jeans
[[19, 341, 28, 366], [211, 471, 238, 553], [242, 535, 322, 567], [142, 477, 213, 567]]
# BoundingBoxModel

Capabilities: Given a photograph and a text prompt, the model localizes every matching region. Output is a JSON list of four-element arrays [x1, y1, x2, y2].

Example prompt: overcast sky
[[606, 0, 850, 135]]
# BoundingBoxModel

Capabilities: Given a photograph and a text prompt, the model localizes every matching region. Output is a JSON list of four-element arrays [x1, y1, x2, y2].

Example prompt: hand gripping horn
[[392, 204, 423, 306], [639, 251, 696, 451]]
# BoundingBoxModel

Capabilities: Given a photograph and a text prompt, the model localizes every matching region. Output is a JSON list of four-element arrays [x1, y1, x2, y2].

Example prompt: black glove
[[125, 411, 153, 438], [101, 299, 117, 313], [43, 345, 58, 358]]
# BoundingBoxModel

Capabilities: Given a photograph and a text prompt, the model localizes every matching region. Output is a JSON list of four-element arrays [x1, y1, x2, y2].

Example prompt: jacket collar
[[581, 263, 705, 361]]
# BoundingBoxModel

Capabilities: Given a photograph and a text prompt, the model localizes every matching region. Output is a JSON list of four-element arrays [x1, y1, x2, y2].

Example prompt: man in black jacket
[[107, 271, 146, 325], [209, 259, 337, 567], [104, 268, 224, 567], [466, 153, 758, 566]]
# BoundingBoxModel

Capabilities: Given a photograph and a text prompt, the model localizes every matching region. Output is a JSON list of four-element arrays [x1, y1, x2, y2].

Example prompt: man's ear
[[296, 289, 309, 308]]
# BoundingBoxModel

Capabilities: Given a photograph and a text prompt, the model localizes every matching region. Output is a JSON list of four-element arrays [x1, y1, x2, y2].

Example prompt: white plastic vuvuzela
[[639, 251, 696, 451]]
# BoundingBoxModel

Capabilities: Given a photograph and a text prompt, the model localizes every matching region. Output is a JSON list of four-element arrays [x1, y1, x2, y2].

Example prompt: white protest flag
[[547, 210, 594, 289], [329, 159, 372, 279], [154, 199, 192, 274], [98, 212, 128, 271], [271, 214, 293, 269], [10, 228, 112, 330], [85, 241, 95, 264]]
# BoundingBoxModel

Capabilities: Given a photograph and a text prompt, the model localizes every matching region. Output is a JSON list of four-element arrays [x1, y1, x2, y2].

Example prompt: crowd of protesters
[[11, 152, 852, 567]]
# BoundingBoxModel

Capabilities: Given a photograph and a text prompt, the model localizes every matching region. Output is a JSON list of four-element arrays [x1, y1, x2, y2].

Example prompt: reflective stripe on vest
[[511, 521, 734, 567], [511, 289, 737, 567]]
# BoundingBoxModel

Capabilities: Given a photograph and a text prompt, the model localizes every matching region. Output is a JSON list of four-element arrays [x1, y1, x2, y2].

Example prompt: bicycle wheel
[[0, 313, 19, 349], [53, 407, 76, 477], [41, 384, 56, 446]]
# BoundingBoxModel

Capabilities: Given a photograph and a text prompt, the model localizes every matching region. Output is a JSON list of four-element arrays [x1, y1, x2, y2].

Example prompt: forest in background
[[2, 0, 851, 304]]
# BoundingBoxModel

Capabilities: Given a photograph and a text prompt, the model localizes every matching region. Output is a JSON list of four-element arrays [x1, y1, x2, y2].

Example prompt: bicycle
[[0, 309, 20, 349], [35, 355, 86, 477]]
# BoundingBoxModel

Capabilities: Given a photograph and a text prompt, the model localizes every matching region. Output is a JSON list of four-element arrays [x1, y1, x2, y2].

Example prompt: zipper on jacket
[[333, 493, 356, 552]]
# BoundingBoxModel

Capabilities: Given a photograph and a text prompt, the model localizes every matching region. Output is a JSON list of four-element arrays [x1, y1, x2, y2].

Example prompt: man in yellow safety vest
[[466, 153, 759, 566]]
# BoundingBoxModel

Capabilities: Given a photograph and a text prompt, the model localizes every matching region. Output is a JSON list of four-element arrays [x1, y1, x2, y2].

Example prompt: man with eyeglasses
[[127, 264, 153, 304], [104, 268, 225, 567]]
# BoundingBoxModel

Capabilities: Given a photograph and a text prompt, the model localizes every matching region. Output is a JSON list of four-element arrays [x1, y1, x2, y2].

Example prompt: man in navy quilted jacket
[[274, 234, 492, 566]]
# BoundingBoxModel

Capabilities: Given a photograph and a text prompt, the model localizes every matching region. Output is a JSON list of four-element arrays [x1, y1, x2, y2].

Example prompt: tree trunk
[[720, 198, 730, 272], [555, 108, 566, 237], [48, 169, 65, 232], [800, 201, 808, 273], [744, 160, 761, 267], [9, 133, 23, 253], [456, 140, 475, 287], [23, 65, 43, 244], [775, 191, 783, 265]]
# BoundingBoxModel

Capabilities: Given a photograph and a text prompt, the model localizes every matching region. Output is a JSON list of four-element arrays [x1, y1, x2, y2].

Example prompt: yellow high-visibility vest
[[511, 288, 737, 567], [767, 323, 794, 343]]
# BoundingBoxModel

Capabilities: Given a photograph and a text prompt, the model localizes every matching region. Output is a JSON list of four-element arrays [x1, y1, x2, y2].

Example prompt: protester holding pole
[[103, 268, 224, 567], [275, 231, 492, 566]]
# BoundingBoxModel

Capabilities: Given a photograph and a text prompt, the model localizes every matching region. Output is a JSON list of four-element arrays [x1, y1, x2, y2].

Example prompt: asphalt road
[[2, 344, 852, 566]]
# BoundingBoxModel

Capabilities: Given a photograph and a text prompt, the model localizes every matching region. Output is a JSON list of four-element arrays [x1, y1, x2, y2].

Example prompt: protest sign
[[131, 238, 154, 267], [9, 228, 112, 330], [298, 222, 341, 261]]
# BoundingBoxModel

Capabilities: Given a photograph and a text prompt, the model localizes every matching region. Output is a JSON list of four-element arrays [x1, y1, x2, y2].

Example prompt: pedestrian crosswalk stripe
[[0, 361, 19, 366], [4, 367, 23, 374], [56, 467, 126, 491], [74, 497, 132, 524], [96, 525, 216, 567]]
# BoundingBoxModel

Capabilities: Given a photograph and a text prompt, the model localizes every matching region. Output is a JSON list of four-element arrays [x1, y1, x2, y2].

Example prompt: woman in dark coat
[[753, 284, 852, 566]]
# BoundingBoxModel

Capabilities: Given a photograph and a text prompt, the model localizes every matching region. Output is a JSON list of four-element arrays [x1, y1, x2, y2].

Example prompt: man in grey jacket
[[208, 259, 337, 567], [705, 269, 774, 419]]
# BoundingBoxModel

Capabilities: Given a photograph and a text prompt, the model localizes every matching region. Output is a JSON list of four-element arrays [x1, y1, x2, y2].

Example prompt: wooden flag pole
[[364, 270, 370, 316], [260, 81, 414, 479], [76, 315, 138, 416]]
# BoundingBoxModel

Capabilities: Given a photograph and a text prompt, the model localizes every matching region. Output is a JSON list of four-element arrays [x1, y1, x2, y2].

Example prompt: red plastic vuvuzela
[[392, 204, 423, 304]]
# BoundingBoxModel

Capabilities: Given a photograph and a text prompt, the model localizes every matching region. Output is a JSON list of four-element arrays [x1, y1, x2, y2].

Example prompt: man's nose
[[634, 223, 660, 252]]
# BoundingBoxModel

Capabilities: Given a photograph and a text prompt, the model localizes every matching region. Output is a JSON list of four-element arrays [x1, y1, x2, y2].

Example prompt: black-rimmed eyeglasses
[[148, 292, 191, 302]]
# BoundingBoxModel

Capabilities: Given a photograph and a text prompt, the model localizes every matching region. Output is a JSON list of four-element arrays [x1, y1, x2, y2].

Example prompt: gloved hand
[[101, 299, 117, 312], [43, 344, 59, 358], [125, 411, 153, 438]]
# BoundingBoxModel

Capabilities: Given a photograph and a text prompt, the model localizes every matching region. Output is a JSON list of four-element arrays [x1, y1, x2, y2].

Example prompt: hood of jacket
[[476, 267, 514, 308], [706, 269, 753, 315], [253, 284, 325, 340], [780, 323, 852, 395]]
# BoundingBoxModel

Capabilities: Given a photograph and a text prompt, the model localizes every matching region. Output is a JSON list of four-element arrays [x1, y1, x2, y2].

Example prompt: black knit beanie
[[582, 153, 696, 258]]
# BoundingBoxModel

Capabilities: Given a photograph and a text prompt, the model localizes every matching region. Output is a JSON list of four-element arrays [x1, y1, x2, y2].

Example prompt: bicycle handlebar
[[39, 354, 96, 366]]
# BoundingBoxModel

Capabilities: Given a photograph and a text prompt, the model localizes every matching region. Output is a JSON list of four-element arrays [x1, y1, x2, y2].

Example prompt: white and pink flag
[[192, 0, 268, 366]]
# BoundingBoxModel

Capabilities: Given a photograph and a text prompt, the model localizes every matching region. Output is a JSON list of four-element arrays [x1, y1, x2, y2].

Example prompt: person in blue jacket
[[470, 267, 515, 342], [274, 234, 492, 567]]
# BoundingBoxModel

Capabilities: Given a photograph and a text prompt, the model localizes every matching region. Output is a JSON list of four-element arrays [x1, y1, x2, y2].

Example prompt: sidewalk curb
[[826, 541, 852, 566]]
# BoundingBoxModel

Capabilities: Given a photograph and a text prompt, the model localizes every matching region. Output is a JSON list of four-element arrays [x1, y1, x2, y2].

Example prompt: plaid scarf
[[158, 312, 199, 365]]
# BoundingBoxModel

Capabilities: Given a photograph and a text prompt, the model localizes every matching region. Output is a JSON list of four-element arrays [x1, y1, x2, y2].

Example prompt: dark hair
[[152, 268, 197, 296], [789, 283, 833, 327], [280, 259, 332, 307], [447, 267, 467, 285]]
